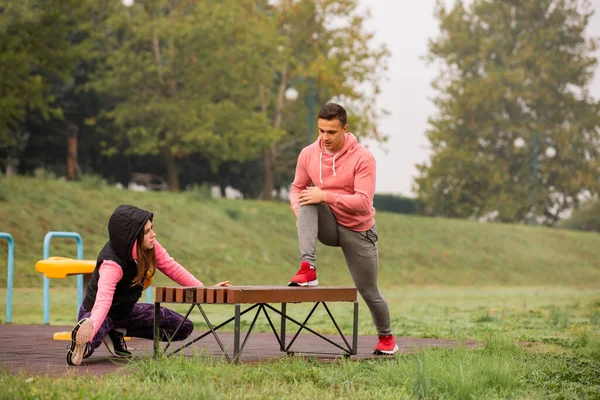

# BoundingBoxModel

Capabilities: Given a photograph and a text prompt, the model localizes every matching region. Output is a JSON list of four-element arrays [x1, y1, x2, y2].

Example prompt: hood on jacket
[[316, 133, 358, 183], [107, 205, 153, 261]]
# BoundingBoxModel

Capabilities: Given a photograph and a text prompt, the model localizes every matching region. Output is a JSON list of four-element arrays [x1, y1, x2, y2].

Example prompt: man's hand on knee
[[299, 187, 327, 205]]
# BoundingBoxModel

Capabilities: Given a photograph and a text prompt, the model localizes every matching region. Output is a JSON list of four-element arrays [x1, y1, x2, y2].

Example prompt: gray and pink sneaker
[[66, 318, 94, 366]]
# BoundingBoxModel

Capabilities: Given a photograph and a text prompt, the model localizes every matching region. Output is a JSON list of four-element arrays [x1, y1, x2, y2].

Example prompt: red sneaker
[[288, 261, 319, 287], [373, 335, 398, 355]]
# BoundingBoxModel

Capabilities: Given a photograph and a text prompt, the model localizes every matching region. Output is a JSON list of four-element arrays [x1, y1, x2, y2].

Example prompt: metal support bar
[[0, 233, 14, 323], [353, 301, 359, 355], [153, 302, 161, 357], [263, 303, 352, 354], [233, 304, 241, 363], [285, 351, 352, 357], [42, 231, 84, 324], [165, 304, 260, 357], [163, 304, 195, 352], [280, 303, 286, 351], [240, 305, 263, 354], [322, 302, 352, 351], [197, 304, 232, 363], [156, 299, 357, 362], [261, 305, 283, 349], [284, 302, 320, 351]]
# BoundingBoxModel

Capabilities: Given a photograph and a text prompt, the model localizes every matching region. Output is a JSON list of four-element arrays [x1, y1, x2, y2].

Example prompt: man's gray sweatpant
[[297, 203, 392, 336]]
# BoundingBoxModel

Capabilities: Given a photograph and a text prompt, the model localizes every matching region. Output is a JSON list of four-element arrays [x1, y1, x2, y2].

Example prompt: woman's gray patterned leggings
[[297, 203, 392, 336], [78, 303, 193, 349]]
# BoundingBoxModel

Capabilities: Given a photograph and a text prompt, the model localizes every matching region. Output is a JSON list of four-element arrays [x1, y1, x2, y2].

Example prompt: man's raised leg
[[289, 203, 339, 286]]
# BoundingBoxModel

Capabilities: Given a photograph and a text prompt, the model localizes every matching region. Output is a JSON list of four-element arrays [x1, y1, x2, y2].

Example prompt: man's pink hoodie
[[290, 133, 376, 231]]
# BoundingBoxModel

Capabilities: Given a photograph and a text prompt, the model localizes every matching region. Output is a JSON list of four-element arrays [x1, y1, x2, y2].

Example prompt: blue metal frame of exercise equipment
[[42, 232, 84, 324], [1, 232, 14, 323]]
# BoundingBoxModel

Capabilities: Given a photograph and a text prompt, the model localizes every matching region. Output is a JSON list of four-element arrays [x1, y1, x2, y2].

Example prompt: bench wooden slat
[[165, 287, 175, 303], [205, 287, 215, 303], [196, 287, 205, 303], [226, 286, 357, 304], [155, 287, 165, 303], [215, 287, 227, 304], [175, 288, 185, 303], [185, 288, 196, 303]]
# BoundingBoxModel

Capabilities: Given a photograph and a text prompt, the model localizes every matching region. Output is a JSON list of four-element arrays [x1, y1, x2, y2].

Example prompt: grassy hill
[[0, 176, 599, 288]]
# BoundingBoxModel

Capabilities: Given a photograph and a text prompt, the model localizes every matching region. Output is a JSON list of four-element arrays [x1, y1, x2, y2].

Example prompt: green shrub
[[33, 167, 56, 180], [78, 174, 107, 190], [559, 200, 600, 233], [0, 178, 6, 202], [224, 207, 241, 220], [373, 193, 424, 215], [186, 183, 214, 202]]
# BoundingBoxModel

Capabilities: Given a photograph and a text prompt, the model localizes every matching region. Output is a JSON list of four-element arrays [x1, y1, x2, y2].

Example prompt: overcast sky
[[358, 0, 600, 196]]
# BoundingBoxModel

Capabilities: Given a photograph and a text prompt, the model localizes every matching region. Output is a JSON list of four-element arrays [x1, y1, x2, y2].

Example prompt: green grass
[[1, 348, 520, 400], [1, 176, 600, 288], [0, 284, 600, 342], [1, 330, 600, 399], [2, 287, 600, 399], [2, 177, 600, 398], [3, 286, 600, 341]]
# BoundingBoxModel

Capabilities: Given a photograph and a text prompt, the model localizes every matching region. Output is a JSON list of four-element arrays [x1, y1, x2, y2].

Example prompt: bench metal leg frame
[[153, 300, 359, 363]]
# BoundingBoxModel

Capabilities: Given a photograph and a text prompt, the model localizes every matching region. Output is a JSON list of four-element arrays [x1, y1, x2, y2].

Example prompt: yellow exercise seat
[[35, 257, 96, 278], [35, 257, 134, 341]]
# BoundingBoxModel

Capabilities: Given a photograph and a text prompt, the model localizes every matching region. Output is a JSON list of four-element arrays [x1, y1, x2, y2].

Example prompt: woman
[[67, 204, 229, 366]]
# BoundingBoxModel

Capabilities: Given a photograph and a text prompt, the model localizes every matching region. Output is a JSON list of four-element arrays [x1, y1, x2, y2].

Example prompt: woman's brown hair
[[131, 223, 156, 287]]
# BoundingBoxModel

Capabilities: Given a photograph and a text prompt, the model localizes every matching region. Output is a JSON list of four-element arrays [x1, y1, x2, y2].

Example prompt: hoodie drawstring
[[319, 151, 338, 183], [319, 152, 323, 183], [332, 153, 337, 177]]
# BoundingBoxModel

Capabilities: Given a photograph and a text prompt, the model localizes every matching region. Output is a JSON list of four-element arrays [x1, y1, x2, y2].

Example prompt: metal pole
[[280, 303, 286, 351], [234, 304, 241, 363], [530, 132, 538, 226], [153, 301, 161, 357], [352, 300, 359, 355], [1, 233, 14, 323], [42, 232, 84, 324], [307, 78, 315, 145], [76, 237, 84, 314]]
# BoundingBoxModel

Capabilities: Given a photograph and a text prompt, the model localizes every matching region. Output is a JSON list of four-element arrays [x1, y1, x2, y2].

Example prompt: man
[[288, 103, 397, 355]]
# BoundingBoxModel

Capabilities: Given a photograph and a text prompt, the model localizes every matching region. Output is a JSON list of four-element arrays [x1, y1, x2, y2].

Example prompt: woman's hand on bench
[[214, 281, 230, 287]]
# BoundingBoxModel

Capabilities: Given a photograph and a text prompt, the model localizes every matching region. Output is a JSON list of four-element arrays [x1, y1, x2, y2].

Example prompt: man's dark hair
[[318, 103, 347, 127]]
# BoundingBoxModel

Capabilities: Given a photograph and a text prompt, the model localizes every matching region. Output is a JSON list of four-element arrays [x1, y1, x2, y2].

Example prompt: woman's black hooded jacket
[[82, 205, 153, 320]]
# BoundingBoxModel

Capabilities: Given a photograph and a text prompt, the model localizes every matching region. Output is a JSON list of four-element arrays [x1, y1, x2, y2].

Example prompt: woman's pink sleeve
[[154, 241, 203, 287], [89, 261, 123, 337]]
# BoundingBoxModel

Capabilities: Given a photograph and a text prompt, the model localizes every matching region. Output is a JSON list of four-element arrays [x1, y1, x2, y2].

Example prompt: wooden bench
[[153, 285, 358, 363]]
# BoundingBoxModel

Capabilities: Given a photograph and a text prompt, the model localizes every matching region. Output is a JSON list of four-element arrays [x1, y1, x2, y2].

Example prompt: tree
[[415, 0, 600, 224], [259, 0, 390, 200], [87, 0, 283, 191], [0, 0, 87, 174]]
